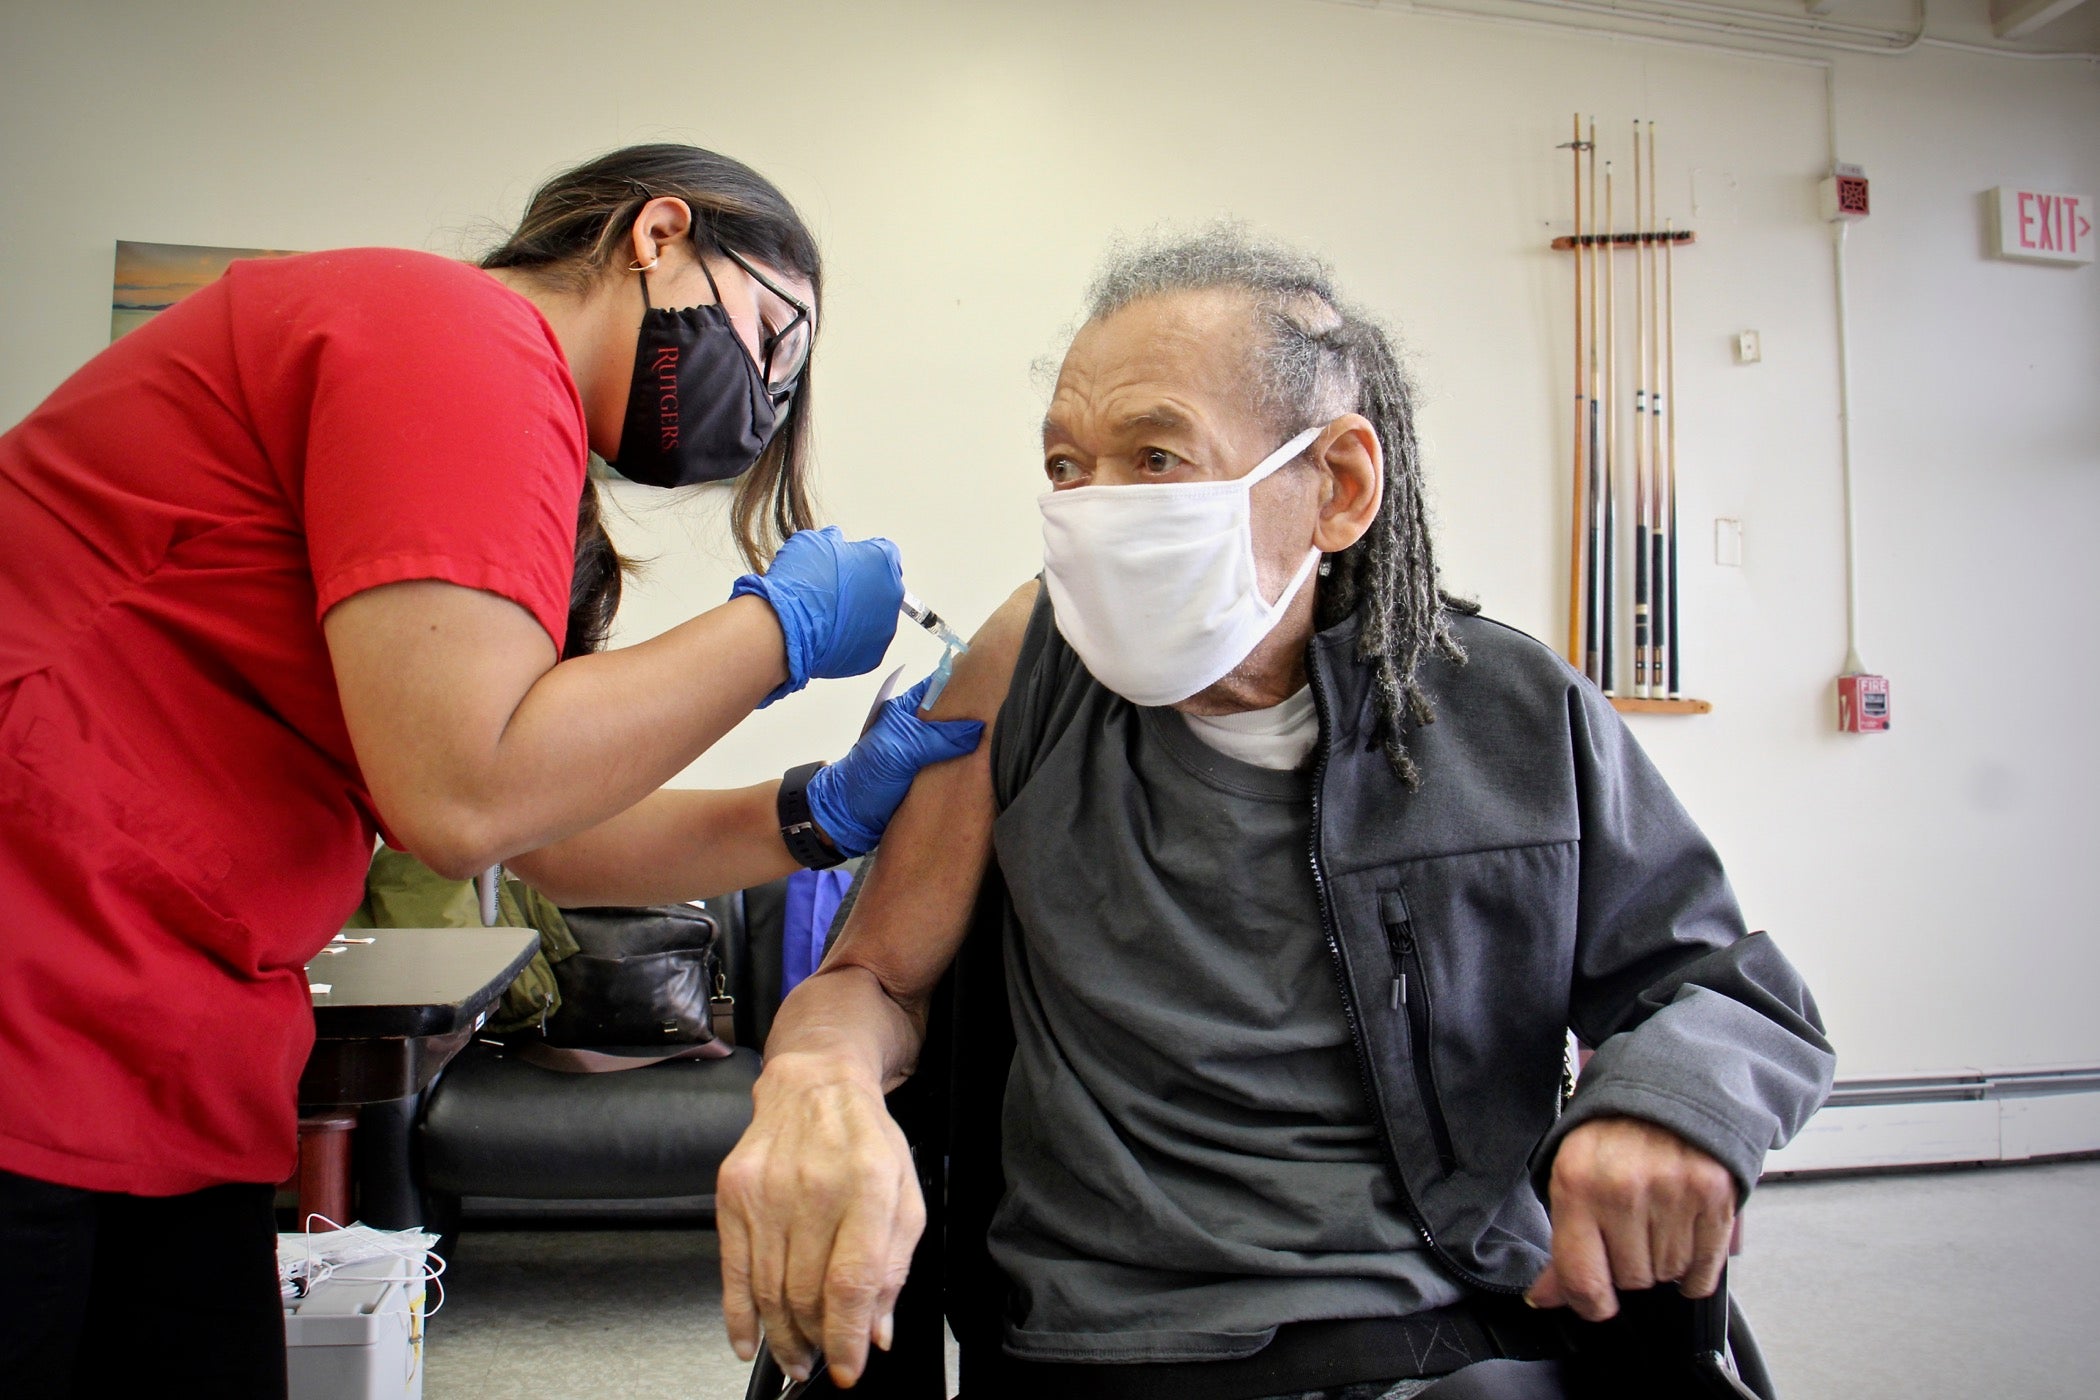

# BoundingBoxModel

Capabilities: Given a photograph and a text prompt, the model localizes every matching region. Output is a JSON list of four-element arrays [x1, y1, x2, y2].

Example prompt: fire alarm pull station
[[1838, 673, 1890, 733], [1820, 164, 1869, 223]]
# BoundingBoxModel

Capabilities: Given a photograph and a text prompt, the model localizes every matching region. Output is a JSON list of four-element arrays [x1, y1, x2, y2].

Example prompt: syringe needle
[[900, 590, 967, 710], [901, 590, 967, 653], [920, 647, 960, 711]]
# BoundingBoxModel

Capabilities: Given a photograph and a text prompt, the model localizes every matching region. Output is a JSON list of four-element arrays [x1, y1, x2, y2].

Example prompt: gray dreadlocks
[[1084, 225, 1475, 787]]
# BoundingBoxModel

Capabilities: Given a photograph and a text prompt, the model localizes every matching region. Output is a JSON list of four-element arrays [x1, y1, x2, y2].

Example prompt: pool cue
[[1647, 121, 1667, 699], [1631, 122, 1651, 698], [1664, 213, 1682, 698], [1601, 159, 1617, 696], [1565, 114, 1589, 669], [1584, 119, 1604, 687]]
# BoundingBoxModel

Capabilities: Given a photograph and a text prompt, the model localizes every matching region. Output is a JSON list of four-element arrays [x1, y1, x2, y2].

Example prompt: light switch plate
[[1715, 518, 1744, 567]]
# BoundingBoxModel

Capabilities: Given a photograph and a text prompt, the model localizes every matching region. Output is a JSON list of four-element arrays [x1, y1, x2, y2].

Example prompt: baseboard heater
[[459, 1194, 717, 1221], [1762, 1065, 2100, 1176]]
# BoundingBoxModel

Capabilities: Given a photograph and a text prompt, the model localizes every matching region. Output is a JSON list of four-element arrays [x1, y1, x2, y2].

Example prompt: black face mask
[[610, 263, 780, 488]]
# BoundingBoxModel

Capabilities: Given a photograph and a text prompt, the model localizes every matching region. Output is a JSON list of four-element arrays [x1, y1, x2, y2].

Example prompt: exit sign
[[1989, 187, 2093, 266]]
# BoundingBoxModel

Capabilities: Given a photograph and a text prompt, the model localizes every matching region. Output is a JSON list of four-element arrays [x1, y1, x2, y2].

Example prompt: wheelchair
[[745, 867, 1778, 1400]]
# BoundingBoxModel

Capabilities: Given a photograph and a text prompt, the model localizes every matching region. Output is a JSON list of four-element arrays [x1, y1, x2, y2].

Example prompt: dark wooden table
[[301, 926, 538, 1104], [292, 927, 536, 1229]]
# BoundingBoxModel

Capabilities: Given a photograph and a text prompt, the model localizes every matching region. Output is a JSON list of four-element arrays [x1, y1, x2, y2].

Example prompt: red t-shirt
[[0, 248, 585, 1195]]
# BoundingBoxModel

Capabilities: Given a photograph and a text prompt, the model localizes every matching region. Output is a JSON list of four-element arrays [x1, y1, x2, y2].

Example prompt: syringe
[[901, 591, 967, 653], [901, 591, 968, 709]]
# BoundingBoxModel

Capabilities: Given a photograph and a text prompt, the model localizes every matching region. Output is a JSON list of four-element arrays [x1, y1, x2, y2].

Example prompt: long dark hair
[[1085, 225, 1474, 787], [563, 481, 630, 660], [483, 143, 822, 571]]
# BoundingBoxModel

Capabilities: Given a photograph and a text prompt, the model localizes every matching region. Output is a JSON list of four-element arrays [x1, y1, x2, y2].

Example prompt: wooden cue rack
[[1555, 225, 1708, 717]]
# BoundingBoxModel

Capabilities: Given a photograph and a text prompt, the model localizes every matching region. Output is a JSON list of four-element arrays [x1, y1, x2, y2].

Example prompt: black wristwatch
[[777, 761, 847, 870]]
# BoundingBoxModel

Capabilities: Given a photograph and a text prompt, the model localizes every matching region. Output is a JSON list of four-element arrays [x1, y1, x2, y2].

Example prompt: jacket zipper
[[1386, 903, 1458, 1175], [1304, 652, 1518, 1296]]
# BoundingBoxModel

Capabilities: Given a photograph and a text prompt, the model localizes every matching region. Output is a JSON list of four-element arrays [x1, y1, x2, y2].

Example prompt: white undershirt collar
[[1179, 685, 1318, 771]]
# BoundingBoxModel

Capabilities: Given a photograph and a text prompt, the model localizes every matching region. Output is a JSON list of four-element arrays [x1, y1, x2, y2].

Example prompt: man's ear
[[1311, 414, 1384, 555], [626, 196, 696, 271]]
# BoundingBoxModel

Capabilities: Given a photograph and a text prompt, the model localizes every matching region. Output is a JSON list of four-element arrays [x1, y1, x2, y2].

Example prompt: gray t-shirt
[[988, 601, 1464, 1363]]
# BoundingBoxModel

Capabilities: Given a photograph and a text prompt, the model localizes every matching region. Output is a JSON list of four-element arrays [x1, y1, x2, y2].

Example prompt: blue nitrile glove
[[805, 674, 985, 856], [729, 526, 906, 708]]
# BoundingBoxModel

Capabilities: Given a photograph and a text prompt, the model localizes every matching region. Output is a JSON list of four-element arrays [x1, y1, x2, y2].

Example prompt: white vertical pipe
[[1832, 219, 1865, 676], [1825, 58, 1866, 677]]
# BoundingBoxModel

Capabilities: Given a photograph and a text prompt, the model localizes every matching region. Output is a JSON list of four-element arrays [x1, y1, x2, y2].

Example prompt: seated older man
[[717, 231, 1833, 1399]]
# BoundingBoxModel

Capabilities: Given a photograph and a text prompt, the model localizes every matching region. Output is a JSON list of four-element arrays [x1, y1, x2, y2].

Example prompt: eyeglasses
[[721, 246, 813, 406]]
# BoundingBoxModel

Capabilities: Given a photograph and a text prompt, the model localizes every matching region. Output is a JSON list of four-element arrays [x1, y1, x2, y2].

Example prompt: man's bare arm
[[715, 581, 1038, 1389]]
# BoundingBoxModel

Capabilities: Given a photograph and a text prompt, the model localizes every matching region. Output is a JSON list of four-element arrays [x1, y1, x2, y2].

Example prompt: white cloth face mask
[[1039, 424, 1325, 708]]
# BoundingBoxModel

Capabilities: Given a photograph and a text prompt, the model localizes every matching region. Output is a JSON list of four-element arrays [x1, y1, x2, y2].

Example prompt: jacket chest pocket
[[1382, 888, 1457, 1175]]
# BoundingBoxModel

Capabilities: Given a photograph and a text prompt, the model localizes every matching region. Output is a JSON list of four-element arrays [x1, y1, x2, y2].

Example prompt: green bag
[[344, 846, 581, 1034]]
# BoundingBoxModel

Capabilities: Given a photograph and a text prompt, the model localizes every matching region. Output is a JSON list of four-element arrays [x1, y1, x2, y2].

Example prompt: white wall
[[2, 0, 2095, 1080]]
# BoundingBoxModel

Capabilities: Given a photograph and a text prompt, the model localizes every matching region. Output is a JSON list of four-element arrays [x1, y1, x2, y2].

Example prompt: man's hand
[[716, 1053, 926, 1388], [1526, 1115, 1737, 1322]]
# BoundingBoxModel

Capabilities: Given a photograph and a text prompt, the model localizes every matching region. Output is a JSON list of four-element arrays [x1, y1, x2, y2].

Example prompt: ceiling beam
[[1991, 0, 2092, 39]]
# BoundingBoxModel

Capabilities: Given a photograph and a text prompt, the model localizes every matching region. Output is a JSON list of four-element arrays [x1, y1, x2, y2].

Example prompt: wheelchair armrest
[[1556, 1266, 1773, 1400]]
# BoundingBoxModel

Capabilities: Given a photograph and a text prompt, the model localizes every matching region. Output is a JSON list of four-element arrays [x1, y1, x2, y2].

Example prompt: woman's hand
[[730, 526, 904, 706], [804, 673, 984, 856]]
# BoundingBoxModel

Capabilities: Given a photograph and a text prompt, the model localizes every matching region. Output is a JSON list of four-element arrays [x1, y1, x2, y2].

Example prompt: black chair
[[747, 865, 1778, 1400], [353, 879, 792, 1241]]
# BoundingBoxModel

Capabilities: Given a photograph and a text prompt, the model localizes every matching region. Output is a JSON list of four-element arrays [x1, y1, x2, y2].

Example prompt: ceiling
[[1335, 0, 2100, 54]]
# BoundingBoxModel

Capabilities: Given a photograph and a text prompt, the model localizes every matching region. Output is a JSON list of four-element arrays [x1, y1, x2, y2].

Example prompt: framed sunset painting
[[111, 241, 300, 341]]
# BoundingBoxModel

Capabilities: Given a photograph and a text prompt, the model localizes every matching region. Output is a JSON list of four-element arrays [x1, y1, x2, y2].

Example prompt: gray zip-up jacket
[[1298, 606, 1835, 1292]]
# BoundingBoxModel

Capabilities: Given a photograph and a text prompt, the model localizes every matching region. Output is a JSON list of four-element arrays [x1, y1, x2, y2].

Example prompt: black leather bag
[[539, 903, 730, 1052]]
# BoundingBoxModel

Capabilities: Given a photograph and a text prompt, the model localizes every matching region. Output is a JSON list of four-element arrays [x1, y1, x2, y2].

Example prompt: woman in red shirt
[[0, 143, 979, 1396]]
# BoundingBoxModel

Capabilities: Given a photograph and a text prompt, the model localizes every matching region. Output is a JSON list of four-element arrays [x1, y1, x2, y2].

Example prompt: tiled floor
[[1730, 1157, 2100, 1400], [425, 1224, 751, 1399], [422, 1157, 2100, 1398]]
